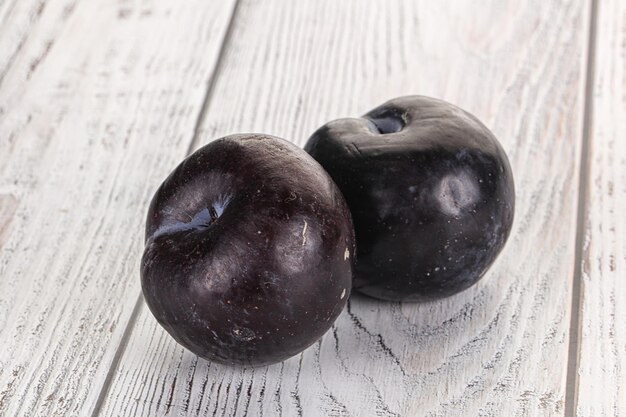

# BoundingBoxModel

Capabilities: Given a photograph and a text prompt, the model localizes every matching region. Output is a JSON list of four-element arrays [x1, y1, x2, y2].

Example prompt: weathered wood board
[[575, 0, 626, 415], [0, 0, 236, 415]]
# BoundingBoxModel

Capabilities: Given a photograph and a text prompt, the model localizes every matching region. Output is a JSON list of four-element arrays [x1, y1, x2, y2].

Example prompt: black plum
[[141, 134, 355, 366], [305, 96, 515, 301]]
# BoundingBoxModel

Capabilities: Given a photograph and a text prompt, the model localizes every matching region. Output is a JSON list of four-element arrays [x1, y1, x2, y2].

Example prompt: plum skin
[[141, 134, 355, 366], [304, 96, 515, 302]]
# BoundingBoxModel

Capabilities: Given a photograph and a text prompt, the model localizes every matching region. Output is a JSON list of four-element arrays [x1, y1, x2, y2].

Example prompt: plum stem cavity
[[366, 111, 406, 134], [150, 200, 229, 240]]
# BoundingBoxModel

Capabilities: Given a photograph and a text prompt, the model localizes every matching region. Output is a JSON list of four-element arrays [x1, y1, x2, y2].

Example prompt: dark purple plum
[[304, 96, 515, 301], [141, 134, 355, 366]]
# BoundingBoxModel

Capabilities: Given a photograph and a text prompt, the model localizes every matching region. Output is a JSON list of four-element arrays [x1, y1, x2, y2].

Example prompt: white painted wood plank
[[0, 194, 18, 250], [0, 0, 236, 415], [576, 0, 626, 414], [0, 0, 44, 88], [99, 1, 591, 416]]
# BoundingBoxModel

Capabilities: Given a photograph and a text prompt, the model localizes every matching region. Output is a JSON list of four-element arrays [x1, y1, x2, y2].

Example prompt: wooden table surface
[[0, 0, 623, 416]]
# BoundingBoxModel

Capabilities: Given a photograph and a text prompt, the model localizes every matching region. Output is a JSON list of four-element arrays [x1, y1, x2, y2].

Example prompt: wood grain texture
[[98, 1, 591, 416], [0, 194, 18, 249], [575, 0, 626, 415], [0, 0, 46, 90], [0, 0, 236, 415]]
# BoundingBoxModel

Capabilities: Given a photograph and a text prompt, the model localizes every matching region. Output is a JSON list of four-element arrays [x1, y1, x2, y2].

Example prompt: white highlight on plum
[[150, 195, 232, 240], [212, 197, 231, 217], [340, 289, 346, 299], [301, 220, 308, 246], [150, 207, 211, 239], [435, 171, 479, 217], [275, 217, 315, 275], [344, 247, 350, 260]]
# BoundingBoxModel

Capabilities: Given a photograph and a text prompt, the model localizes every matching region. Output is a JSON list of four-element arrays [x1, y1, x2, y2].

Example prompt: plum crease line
[[89, 1, 243, 416], [564, 0, 598, 415]]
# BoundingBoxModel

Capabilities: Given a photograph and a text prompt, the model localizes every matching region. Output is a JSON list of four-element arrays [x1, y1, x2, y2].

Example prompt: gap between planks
[[564, 0, 598, 415], [187, 0, 243, 155], [88, 1, 243, 416]]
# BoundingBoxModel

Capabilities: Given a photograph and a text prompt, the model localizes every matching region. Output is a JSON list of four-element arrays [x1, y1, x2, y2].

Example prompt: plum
[[141, 134, 355, 365], [305, 96, 515, 301]]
